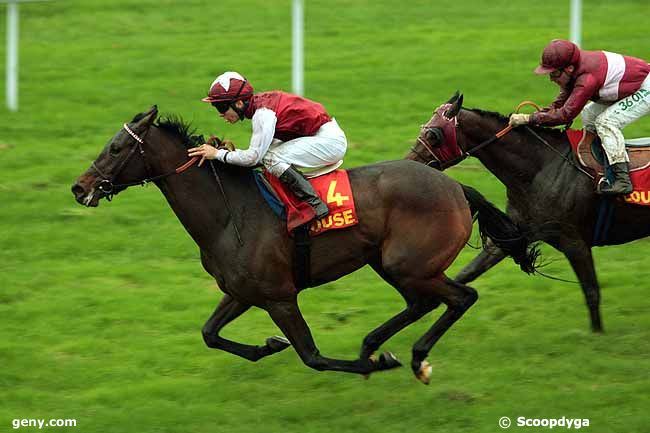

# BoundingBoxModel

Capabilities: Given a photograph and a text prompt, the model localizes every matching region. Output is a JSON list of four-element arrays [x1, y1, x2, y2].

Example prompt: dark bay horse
[[407, 92, 650, 332], [71, 106, 538, 383]]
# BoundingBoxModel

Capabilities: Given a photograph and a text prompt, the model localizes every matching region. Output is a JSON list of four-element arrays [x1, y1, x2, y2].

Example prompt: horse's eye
[[109, 144, 121, 156], [426, 128, 443, 144]]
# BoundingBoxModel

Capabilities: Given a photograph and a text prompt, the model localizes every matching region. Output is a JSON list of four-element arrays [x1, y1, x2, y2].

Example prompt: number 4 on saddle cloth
[[254, 169, 359, 235], [567, 129, 650, 205]]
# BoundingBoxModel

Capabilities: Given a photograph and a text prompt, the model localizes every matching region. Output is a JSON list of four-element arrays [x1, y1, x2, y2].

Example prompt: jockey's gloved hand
[[187, 144, 219, 167], [509, 113, 531, 127], [206, 135, 221, 147], [221, 139, 236, 151], [206, 135, 236, 151]]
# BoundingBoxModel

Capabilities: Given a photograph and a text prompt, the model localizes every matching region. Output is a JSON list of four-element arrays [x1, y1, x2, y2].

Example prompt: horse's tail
[[461, 184, 539, 274]]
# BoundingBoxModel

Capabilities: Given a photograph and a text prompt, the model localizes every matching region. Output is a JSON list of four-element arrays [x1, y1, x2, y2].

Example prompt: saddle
[[567, 129, 650, 205], [571, 129, 650, 175], [254, 165, 359, 234], [253, 164, 358, 290]]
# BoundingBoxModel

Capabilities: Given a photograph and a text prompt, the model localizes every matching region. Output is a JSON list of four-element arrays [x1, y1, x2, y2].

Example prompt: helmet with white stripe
[[201, 71, 254, 103]]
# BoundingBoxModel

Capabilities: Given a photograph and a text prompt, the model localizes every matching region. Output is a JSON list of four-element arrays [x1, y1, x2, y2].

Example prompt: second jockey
[[509, 39, 650, 196], [189, 71, 348, 219]]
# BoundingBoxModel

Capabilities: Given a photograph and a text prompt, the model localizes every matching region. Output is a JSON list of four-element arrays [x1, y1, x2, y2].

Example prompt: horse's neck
[[460, 111, 557, 190], [149, 129, 257, 256]]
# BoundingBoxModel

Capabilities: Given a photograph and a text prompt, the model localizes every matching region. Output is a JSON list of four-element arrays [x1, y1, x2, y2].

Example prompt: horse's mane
[[155, 115, 206, 149], [466, 107, 510, 123], [465, 107, 567, 142], [150, 113, 253, 177]]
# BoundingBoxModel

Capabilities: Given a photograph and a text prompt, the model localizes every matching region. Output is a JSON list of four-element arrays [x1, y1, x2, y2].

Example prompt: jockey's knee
[[584, 123, 597, 134], [262, 156, 290, 177], [581, 109, 599, 132], [594, 117, 624, 145], [594, 114, 623, 135]]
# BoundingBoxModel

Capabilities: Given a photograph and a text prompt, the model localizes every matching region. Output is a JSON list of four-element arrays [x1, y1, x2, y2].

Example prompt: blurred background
[[1, 0, 648, 432]]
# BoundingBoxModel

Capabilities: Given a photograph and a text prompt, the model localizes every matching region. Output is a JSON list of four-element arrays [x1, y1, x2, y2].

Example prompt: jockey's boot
[[599, 162, 633, 196], [279, 167, 329, 219]]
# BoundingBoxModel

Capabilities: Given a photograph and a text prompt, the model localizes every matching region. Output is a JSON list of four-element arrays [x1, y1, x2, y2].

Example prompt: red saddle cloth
[[264, 169, 359, 235], [566, 129, 650, 205]]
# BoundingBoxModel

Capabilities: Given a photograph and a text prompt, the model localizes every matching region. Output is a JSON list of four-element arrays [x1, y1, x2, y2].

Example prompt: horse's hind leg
[[359, 262, 440, 361], [454, 239, 507, 284], [411, 277, 478, 384], [202, 294, 291, 361], [266, 299, 401, 375]]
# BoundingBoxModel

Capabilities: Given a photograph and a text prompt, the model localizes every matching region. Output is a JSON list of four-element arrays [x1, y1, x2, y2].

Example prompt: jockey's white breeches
[[262, 118, 347, 177], [582, 74, 650, 165]]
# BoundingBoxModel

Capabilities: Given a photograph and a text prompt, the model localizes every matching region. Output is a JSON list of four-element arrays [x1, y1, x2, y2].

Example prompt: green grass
[[1, 1, 649, 432]]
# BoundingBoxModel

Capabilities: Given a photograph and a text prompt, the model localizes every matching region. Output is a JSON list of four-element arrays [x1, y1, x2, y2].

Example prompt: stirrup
[[597, 178, 632, 195]]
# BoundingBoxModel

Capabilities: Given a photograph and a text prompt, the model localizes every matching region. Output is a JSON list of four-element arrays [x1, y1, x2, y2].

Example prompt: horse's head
[[71, 106, 159, 207], [406, 92, 465, 169]]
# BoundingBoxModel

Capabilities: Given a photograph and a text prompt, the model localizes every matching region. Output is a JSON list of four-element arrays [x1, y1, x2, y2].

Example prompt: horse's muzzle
[[71, 176, 105, 207], [71, 183, 95, 207]]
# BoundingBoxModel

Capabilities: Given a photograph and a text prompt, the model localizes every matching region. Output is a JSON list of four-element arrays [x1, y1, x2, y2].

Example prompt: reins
[[510, 101, 594, 179], [464, 101, 595, 179], [523, 126, 595, 179], [208, 160, 244, 246], [463, 101, 530, 158]]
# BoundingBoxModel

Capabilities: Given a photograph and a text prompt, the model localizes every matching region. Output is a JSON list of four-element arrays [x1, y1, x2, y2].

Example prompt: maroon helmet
[[201, 72, 254, 103], [534, 39, 581, 74]]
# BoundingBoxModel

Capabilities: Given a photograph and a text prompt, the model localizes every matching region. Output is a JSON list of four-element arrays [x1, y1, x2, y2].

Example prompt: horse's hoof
[[378, 352, 402, 370], [266, 335, 291, 352], [415, 360, 432, 385]]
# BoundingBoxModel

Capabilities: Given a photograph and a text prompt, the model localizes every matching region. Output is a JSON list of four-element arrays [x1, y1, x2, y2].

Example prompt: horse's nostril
[[71, 183, 85, 198]]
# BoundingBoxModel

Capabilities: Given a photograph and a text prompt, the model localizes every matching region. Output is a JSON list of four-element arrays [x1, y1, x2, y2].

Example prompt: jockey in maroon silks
[[189, 71, 347, 219], [509, 39, 650, 196]]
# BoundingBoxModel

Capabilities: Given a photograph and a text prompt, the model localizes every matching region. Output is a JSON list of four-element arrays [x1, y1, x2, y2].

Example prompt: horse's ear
[[446, 91, 460, 104], [130, 106, 158, 125], [141, 105, 158, 126], [130, 105, 158, 134], [445, 93, 463, 118]]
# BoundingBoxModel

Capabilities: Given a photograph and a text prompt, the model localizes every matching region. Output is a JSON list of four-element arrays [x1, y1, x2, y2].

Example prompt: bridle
[[413, 112, 514, 170], [412, 102, 550, 169], [89, 122, 244, 245], [413, 126, 445, 169], [92, 123, 198, 201], [413, 100, 595, 177]]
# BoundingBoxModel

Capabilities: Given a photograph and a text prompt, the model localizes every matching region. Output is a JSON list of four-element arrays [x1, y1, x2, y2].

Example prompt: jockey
[[188, 71, 348, 219], [509, 39, 650, 196]]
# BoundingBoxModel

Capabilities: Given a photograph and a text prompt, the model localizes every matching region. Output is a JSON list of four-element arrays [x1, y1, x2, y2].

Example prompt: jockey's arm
[[215, 108, 277, 166], [548, 86, 571, 110], [531, 76, 598, 126]]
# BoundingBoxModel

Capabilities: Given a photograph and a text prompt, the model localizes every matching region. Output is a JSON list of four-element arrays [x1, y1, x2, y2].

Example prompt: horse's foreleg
[[266, 299, 401, 375], [454, 239, 506, 284], [202, 294, 291, 361], [411, 277, 478, 384], [563, 245, 603, 332]]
